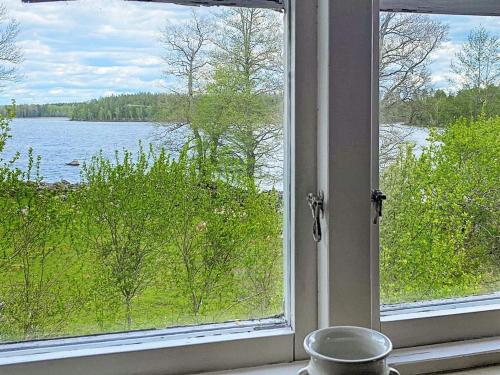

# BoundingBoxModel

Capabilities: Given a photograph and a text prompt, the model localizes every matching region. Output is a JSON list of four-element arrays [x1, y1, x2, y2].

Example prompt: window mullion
[[287, 0, 319, 360], [317, 0, 375, 329]]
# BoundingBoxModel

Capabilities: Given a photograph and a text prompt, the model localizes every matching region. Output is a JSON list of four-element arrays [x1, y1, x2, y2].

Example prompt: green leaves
[[0, 145, 284, 341], [381, 116, 500, 303]]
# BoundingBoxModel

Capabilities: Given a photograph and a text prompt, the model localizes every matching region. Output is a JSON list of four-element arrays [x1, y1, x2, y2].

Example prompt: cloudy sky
[[0, 1, 498, 105], [430, 14, 499, 89], [0, 0, 198, 104]]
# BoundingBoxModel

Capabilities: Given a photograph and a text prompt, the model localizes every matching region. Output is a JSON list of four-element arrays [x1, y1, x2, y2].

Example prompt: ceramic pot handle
[[297, 367, 309, 375], [389, 367, 400, 375]]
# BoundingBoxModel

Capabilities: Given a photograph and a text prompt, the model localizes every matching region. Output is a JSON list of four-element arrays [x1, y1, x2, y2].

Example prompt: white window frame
[[0, 1, 318, 374], [2, 0, 499, 374], [375, 0, 500, 350]]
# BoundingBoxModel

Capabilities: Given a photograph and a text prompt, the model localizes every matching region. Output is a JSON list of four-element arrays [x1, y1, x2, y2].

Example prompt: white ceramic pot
[[298, 326, 400, 375]]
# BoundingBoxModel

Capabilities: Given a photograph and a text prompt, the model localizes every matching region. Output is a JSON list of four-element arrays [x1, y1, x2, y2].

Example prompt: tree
[[0, 4, 22, 85], [379, 13, 448, 107], [212, 8, 283, 95], [209, 8, 284, 182], [451, 26, 499, 118], [378, 13, 448, 166], [80, 149, 158, 329], [158, 9, 284, 184], [158, 11, 212, 156], [159, 152, 245, 319], [380, 116, 500, 303], [0, 100, 13, 155], [0, 152, 83, 340], [451, 26, 499, 90]]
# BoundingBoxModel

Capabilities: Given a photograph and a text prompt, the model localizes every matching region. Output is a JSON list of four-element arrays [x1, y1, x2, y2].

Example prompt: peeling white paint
[[22, 0, 285, 10]]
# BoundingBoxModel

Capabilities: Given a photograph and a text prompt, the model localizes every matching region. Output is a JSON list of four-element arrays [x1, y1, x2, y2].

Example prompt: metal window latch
[[371, 189, 386, 224], [307, 192, 324, 242]]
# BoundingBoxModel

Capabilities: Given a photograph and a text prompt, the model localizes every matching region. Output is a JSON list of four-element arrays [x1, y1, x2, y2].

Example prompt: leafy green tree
[[0, 153, 83, 340], [236, 189, 283, 317], [158, 9, 284, 184], [381, 116, 500, 303], [192, 67, 275, 177], [157, 152, 240, 319], [80, 147, 159, 329]]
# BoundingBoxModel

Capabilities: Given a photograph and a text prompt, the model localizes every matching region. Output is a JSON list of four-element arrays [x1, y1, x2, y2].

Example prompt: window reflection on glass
[[379, 12, 499, 305], [0, 0, 285, 342]]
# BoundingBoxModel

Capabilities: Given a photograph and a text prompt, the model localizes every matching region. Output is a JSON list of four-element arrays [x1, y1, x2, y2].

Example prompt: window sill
[[381, 296, 500, 347], [390, 336, 500, 374], [202, 336, 500, 375], [0, 324, 293, 375]]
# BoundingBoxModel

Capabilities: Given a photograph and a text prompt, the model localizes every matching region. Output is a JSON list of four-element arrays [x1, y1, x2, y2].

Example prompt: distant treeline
[[70, 93, 185, 122], [1, 92, 282, 123], [0, 93, 188, 122], [381, 85, 500, 127], [9, 103, 76, 118]]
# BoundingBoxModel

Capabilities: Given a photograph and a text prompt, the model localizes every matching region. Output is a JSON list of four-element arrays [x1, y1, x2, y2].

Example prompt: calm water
[[2, 118, 158, 183], [0, 118, 431, 183]]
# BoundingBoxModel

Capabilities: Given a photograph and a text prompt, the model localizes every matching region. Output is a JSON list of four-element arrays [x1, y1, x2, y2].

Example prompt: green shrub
[[381, 116, 500, 303]]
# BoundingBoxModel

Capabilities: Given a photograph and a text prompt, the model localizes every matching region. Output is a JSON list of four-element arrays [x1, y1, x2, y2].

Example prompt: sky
[[0, 1, 498, 105], [430, 14, 500, 90], [0, 0, 199, 104]]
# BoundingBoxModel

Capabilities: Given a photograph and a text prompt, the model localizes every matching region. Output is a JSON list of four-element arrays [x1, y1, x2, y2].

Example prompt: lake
[[2, 118, 159, 183], [1, 118, 431, 183]]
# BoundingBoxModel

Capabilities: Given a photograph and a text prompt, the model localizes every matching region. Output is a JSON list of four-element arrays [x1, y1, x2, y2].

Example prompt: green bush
[[381, 116, 500, 303], [0, 133, 284, 341]]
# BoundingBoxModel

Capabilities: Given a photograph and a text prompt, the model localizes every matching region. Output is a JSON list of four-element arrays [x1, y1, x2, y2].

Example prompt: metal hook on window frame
[[307, 191, 324, 243], [371, 189, 386, 224]]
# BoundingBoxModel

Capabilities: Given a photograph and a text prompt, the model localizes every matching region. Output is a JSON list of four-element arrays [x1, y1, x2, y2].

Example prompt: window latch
[[371, 189, 386, 224], [307, 192, 324, 243]]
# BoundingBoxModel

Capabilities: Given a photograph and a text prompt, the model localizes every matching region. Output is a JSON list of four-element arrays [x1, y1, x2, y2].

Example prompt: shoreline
[[13, 117, 157, 123]]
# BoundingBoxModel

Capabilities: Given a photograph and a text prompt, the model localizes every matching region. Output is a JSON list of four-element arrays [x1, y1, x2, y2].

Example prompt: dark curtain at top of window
[[22, 0, 285, 10]]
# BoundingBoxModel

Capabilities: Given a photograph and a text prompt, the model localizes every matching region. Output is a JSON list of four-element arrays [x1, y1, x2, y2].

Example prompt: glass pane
[[379, 13, 499, 305], [0, 0, 285, 342]]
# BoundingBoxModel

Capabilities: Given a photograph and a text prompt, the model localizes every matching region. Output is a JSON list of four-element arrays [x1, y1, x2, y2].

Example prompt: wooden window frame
[[0, 1, 318, 374], [2, 0, 498, 374], [374, 0, 500, 350], [22, 0, 285, 10]]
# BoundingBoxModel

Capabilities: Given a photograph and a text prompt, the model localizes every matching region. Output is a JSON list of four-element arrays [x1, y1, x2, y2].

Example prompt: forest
[[0, 91, 281, 123], [1, 93, 192, 122], [382, 85, 500, 127]]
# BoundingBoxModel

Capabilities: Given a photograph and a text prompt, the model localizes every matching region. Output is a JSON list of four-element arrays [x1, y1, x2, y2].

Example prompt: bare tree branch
[[380, 13, 448, 107], [0, 4, 22, 86], [451, 25, 499, 90]]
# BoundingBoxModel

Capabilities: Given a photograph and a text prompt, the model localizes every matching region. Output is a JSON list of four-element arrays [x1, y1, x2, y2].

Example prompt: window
[[1, 1, 497, 374], [377, 1, 500, 348], [379, 14, 499, 304], [0, 0, 288, 343], [0, 0, 318, 373]]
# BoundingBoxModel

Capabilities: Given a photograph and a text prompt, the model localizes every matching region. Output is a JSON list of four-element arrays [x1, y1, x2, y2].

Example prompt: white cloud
[[3, 2, 495, 104], [130, 57, 163, 67], [427, 17, 500, 91], [0, 0, 197, 104], [18, 39, 52, 56]]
